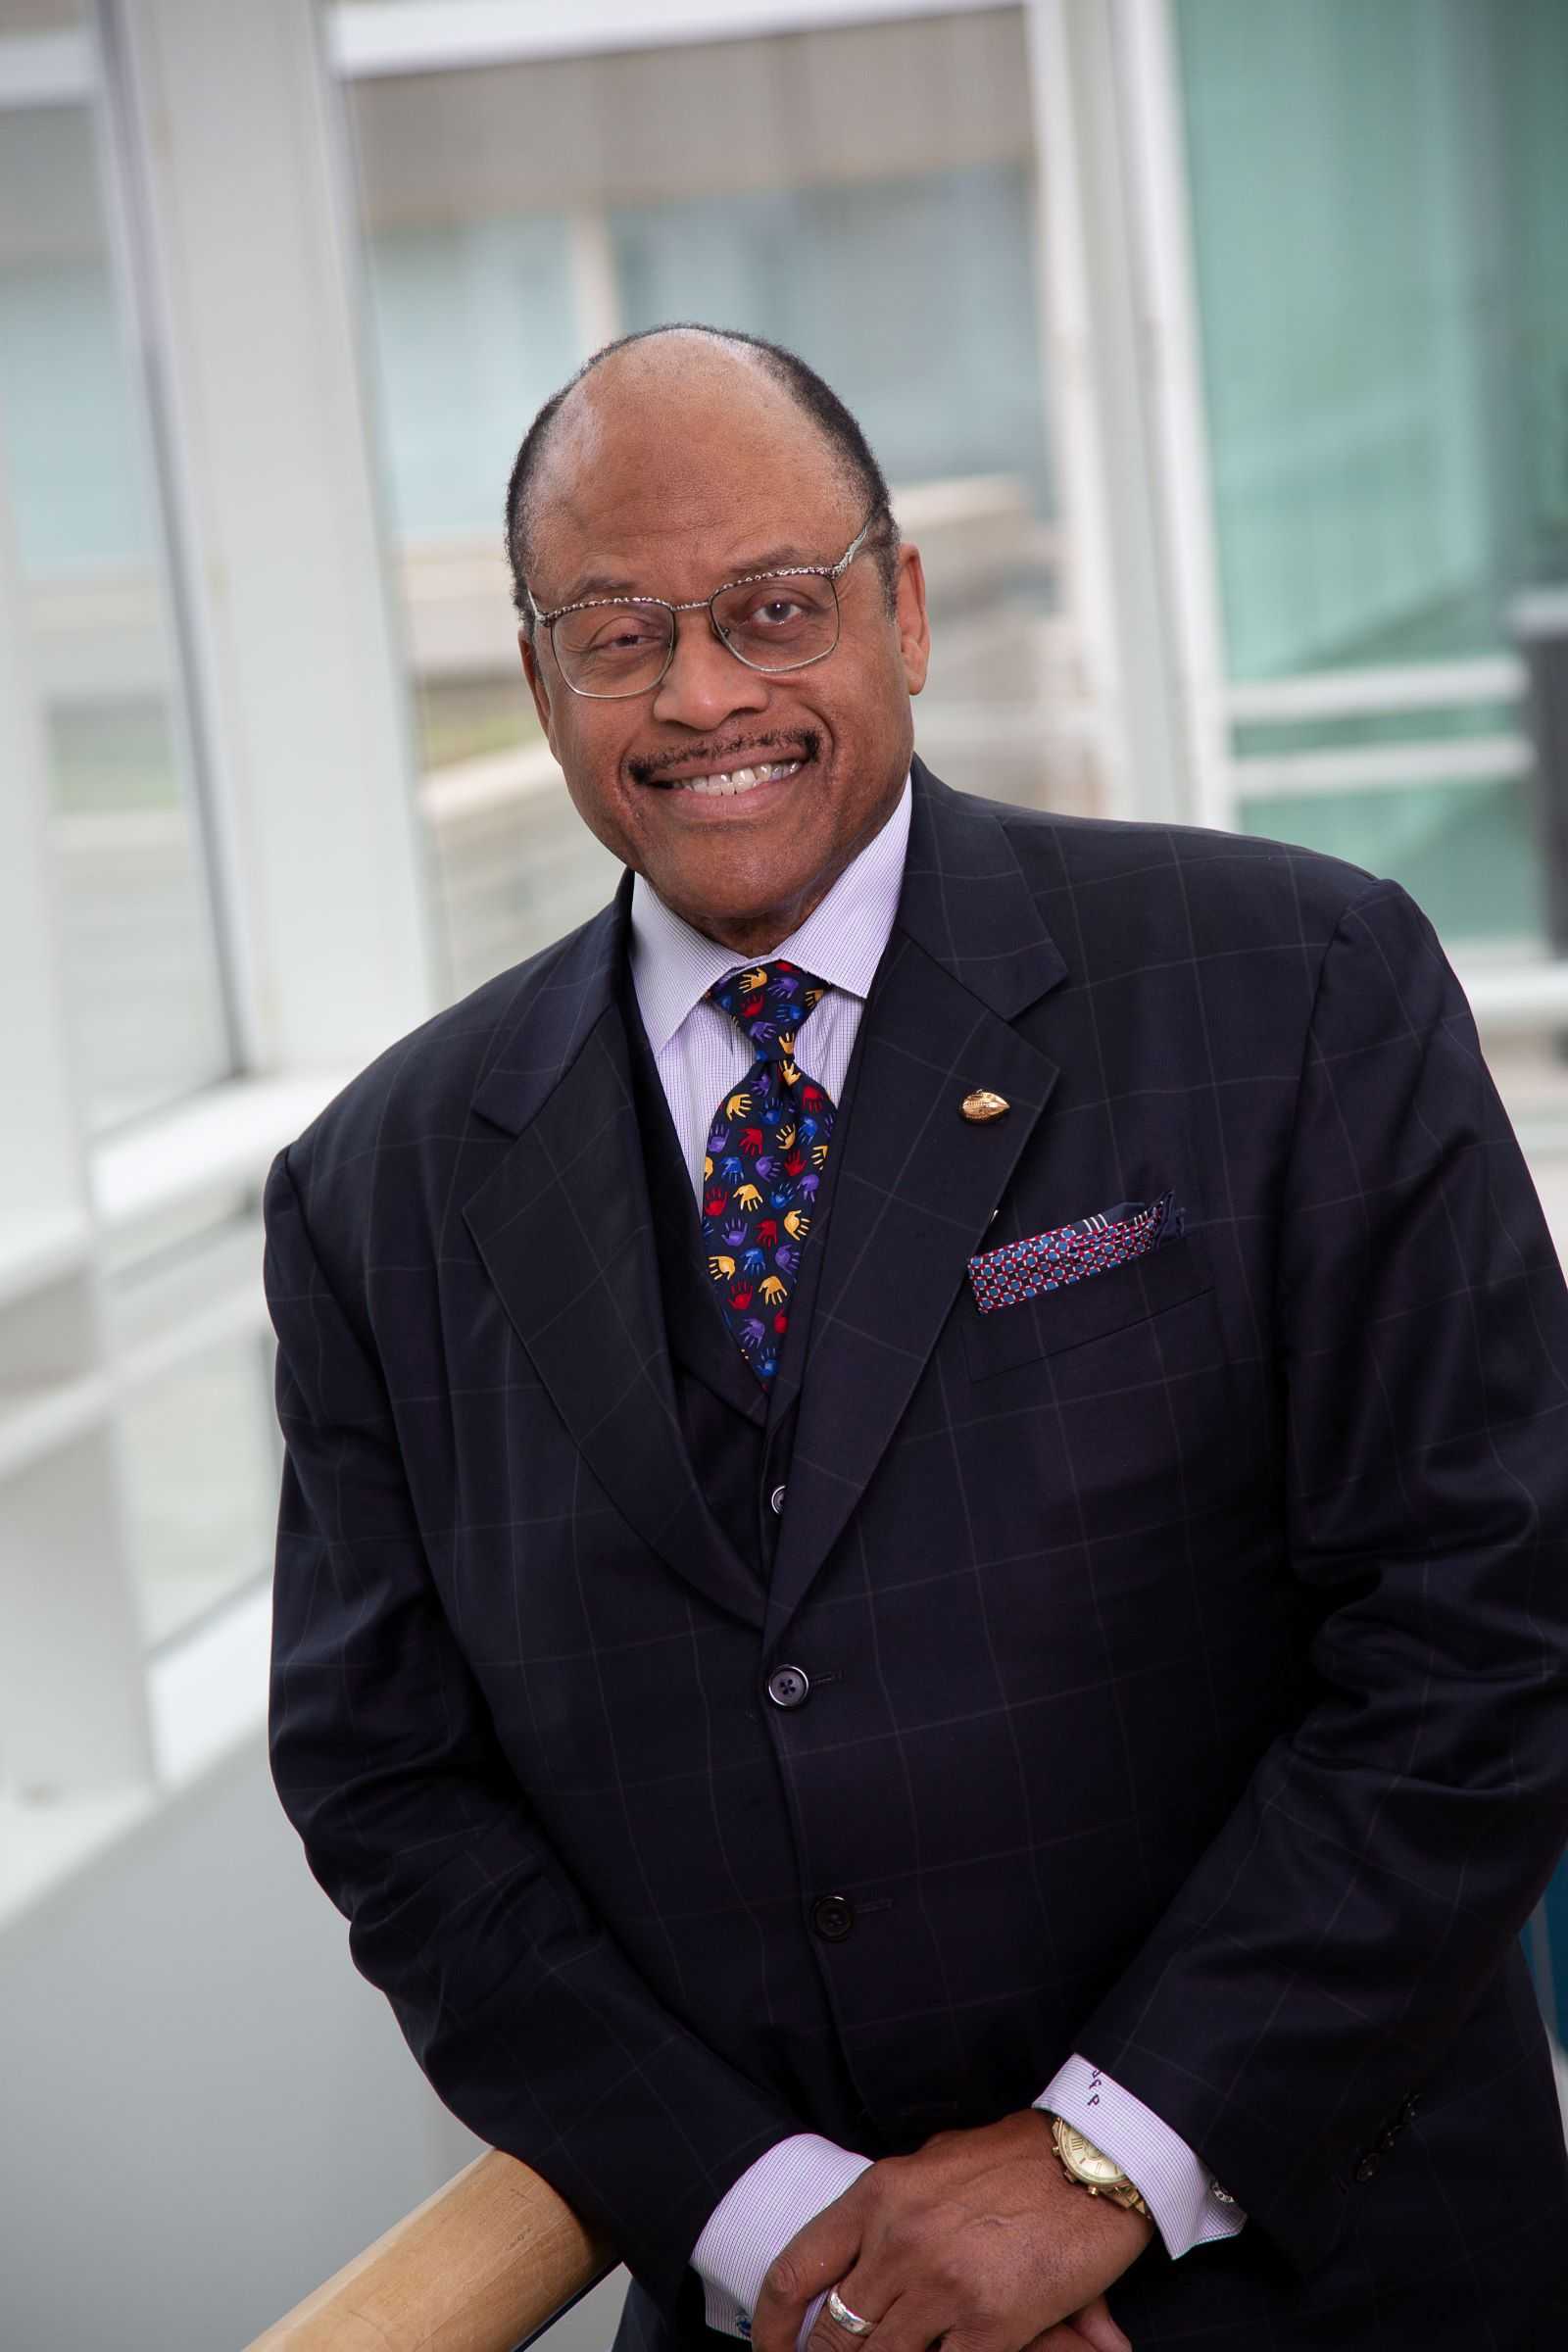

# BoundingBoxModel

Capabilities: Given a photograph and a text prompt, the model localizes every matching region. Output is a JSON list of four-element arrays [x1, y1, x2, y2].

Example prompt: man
[[265, 324, 1568, 2350]]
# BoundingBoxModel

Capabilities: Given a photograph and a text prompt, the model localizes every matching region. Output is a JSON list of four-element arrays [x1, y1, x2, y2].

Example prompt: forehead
[[529, 348, 858, 601]]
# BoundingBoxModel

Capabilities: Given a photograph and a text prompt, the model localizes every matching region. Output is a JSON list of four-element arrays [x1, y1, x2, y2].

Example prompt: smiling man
[[514, 329, 928, 963], [265, 326, 1568, 2352]]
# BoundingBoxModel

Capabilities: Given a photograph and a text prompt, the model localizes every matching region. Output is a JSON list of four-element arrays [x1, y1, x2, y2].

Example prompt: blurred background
[[3, 1, 1567, 2344]]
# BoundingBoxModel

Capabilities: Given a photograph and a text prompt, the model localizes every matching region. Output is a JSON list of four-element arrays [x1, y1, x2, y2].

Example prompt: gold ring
[[826, 2286, 875, 2337]]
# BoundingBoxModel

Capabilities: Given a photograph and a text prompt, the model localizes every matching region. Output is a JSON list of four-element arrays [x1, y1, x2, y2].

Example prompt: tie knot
[[707, 959, 829, 1062]]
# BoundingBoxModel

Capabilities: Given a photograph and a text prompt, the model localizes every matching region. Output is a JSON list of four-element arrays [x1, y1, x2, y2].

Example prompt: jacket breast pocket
[[962, 1228, 1215, 1384]]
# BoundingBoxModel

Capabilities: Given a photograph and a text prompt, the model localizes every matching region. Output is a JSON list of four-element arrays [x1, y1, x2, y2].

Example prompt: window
[[336, 7, 1072, 998], [0, 31, 235, 1132], [1176, 0, 1568, 948]]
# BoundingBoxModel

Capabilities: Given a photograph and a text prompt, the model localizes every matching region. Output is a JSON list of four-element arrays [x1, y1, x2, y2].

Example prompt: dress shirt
[[628, 773, 1246, 2340], [629, 776, 913, 1196]]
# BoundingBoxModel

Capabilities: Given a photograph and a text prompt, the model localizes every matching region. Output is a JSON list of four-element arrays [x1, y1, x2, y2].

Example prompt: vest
[[614, 965, 959, 2351], [617, 963, 857, 1588]]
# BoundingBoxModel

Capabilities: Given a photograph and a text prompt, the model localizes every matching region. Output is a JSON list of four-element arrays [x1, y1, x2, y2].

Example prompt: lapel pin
[[960, 1089, 1010, 1123]]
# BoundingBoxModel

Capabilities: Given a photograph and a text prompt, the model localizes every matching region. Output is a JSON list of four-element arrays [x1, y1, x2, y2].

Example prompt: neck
[[696, 913, 808, 958], [655, 878, 830, 960], [656, 781, 909, 957]]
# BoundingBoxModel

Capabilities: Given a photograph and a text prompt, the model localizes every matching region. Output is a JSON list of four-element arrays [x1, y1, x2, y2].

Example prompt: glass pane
[[1239, 775, 1541, 944], [105, 1196, 279, 1650], [339, 9, 1064, 1001], [1175, 0, 1544, 680], [119, 1332, 279, 1649], [364, 211, 579, 545], [612, 166, 1050, 506], [1176, 0, 1568, 949], [0, 37, 234, 1133]]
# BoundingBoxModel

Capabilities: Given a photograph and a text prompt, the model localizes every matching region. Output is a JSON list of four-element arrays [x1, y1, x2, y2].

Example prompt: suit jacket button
[[812, 1893, 855, 1941], [766, 1665, 810, 1710], [1353, 2155, 1380, 2181], [769, 1485, 786, 1516]]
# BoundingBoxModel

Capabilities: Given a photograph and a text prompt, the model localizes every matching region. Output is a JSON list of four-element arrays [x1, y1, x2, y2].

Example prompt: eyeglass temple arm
[[832, 512, 877, 575]]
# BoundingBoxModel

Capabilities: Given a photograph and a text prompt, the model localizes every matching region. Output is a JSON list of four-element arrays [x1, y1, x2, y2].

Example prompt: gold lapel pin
[[960, 1089, 1010, 1123]]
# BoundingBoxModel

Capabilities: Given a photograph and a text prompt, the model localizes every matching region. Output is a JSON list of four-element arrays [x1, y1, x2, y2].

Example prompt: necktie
[[701, 958, 837, 1382]]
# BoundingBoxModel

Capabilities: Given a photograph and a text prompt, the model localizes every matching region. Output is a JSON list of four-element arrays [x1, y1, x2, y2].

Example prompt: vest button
[[769, 1484, 786, 1515], [811, 1893, 855, 1942], [766, 1665, 810, 1710]]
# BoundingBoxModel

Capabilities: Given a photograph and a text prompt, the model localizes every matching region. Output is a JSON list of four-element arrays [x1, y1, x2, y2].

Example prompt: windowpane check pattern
[[264, 768, 1568, 2340]]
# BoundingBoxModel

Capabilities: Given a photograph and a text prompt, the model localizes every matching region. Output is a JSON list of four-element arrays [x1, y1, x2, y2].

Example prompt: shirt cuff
[[691, 2132, 873, 2342], [1037, 2053, 1247, 2258]]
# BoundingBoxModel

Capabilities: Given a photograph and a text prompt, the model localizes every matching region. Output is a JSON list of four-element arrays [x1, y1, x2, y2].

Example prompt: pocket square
[[967, 1192, 1183, 1315]]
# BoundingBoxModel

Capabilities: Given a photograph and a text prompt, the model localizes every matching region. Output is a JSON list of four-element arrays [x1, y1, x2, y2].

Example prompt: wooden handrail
[[247, 2148, 615, 2351]]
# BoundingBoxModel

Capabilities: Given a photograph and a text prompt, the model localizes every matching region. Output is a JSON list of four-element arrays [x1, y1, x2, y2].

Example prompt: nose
[[650, 606, 770, 732]]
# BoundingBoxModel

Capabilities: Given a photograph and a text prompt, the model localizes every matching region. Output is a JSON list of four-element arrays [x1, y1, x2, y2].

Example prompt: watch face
[[1059, 2124, 1125, 2186]]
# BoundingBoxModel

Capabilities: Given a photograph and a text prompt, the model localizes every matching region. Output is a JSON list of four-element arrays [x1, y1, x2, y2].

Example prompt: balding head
[[505, 323, 898, 623]]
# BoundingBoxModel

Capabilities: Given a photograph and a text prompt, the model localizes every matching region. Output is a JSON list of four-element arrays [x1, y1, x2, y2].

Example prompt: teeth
[[673, 760, 802, 796]]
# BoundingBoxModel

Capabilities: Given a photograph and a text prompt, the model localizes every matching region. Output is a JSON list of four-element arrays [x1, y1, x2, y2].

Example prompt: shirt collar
[[629, 770, 912, 1055]]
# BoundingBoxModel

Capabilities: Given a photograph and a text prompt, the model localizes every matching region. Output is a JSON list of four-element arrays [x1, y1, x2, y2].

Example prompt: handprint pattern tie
[[701, 958, 837, 1383]]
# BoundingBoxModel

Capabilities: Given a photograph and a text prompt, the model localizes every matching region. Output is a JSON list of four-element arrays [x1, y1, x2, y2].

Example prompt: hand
[[751, 2110, 1152, 2352]]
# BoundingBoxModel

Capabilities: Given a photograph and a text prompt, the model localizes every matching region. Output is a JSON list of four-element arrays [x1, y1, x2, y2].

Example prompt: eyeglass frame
[[524, 508, 882, 700]]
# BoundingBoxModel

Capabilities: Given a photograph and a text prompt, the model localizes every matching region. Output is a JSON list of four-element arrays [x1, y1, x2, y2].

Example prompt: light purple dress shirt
[[628, 776, 1245, 2341]]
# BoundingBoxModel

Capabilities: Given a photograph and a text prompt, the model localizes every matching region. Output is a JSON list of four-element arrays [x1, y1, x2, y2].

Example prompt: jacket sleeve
[[1073, 877, 1568, 2276], [263, 1141, 799, 2311]]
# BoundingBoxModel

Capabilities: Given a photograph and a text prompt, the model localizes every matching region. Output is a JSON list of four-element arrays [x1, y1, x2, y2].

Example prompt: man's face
[[518, 348, 930, 954]]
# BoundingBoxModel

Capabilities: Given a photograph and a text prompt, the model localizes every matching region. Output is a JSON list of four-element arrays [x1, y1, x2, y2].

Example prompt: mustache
[[627, 730, 819, 786]]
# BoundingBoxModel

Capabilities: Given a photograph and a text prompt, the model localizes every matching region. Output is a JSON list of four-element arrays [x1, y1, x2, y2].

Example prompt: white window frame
[[0, 0, 433, 1915], [5, 0, 1566, 1937]]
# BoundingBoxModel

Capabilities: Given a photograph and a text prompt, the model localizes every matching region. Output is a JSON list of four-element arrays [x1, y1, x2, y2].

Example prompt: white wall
[[0, 1732, 628, 2351]]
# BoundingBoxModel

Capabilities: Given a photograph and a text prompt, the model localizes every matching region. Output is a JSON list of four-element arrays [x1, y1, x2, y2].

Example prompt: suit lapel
[[458, 764, 1068, 1644], [463, 884, 764, 1632], [764, 763, 1068, 1649]]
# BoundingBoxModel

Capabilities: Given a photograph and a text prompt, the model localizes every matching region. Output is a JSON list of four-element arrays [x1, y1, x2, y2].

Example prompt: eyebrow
[[555, 544, 829, 606]]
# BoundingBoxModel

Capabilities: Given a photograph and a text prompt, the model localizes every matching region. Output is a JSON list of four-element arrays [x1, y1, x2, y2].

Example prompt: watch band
[[1047, 2112, 1153, 2223]]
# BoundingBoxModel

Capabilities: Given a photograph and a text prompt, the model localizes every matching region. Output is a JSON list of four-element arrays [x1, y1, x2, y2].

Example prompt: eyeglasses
[[527, 510, 879, 700]]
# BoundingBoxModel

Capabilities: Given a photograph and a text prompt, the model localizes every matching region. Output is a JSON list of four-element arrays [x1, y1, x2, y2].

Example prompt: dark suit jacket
[[265, 760, 1568, 2346]]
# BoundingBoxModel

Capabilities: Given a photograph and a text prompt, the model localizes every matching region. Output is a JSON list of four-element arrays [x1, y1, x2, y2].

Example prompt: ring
[[826, 2287, 875, 2337]]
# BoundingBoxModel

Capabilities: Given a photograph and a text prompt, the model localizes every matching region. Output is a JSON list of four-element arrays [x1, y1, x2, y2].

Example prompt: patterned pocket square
[[967, 1192, 1183, 1315]]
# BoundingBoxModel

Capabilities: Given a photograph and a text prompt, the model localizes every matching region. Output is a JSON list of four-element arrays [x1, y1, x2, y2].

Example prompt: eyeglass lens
[[553, 574, 841, 696]]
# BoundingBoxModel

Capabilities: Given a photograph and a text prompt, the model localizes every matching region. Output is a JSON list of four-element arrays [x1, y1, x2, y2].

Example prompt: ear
[[518, 625, 557, 749], [893, 542, 931, 696]]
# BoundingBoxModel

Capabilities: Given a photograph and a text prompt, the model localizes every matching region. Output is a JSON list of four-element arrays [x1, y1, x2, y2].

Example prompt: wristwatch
[[1047, 2112, 1153, 2222]]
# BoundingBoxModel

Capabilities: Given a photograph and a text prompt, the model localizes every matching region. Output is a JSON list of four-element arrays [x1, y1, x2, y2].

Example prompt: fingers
[[805, 2281, 937, 2352], [1010, 2300, 1131, 2352], [752, 2199, 867, 2352], [1014, 2319, 1131, 2352], [805, 2278, 882, 2352], [804, 2278, 1129, 2352], [763, 2121, 1142, 2352], [1057, 2294, 1132, 2352]]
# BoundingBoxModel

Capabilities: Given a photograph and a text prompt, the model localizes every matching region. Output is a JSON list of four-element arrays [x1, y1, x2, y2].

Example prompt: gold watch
[[1047, 2113, 1153, 2222]]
